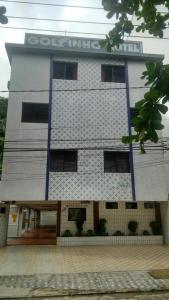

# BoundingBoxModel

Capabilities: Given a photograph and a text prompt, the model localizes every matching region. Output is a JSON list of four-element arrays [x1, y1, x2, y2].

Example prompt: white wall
[[1, 53, 50, 201], [128, 61, 167, 201], [0, 204, 9, 246], [49, 56, 132, 201], [99, 201, 155, 235], [40, 211, 56, 226], [7, 205, 19, 237], [61, 201, 93, 235]]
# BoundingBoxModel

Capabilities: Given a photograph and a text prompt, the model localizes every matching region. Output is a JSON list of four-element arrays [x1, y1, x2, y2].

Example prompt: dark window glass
[[53, 62, 77, 80], [22, 103, 48, 123], [130, 107, 139, 127], [144, 202, 155, 209], [50, 150, 77, 172], [0, 207, 6, 214], [68, 208, 86, 221], [106, 202, 118, 209], [104, 152, 130, 173], [101, 65, 125, 83], [125, 202, 138, 209]]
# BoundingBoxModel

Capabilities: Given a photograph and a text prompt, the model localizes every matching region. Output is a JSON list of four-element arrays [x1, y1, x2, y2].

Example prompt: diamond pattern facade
[[49, 56, 132, 201]]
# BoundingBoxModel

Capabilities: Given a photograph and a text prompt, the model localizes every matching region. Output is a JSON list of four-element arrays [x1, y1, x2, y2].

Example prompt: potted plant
[[62, 230, 73, 237], [150, 221, 162, 235], [75, 210, 85, 236], [96, 218, 108, 236], [128, 220, 138, 235]]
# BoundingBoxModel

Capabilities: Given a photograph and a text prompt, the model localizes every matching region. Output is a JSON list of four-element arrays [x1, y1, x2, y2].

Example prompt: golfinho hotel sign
[[25, 34, 143, 54]]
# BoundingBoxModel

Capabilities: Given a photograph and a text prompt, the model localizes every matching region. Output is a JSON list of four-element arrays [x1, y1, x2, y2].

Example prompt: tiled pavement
[[1, 245, 169, 298], [1, 245, 169, 275]]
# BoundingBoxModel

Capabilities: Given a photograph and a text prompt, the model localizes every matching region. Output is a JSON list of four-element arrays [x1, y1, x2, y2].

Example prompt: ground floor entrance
[[1, 200, 169, 247], [7, 202, 58, 245], [8, 227, 56, 245]]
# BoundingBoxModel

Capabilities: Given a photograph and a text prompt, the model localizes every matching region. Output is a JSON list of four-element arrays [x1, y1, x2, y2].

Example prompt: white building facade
[[0, 34, 169, 245]]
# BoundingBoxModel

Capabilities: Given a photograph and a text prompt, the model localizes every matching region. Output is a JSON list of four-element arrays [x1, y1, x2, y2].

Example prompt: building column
[[57, 201, 61, 237], [93, 201, 99, 233], [0, 204, 10, 247], [160, 202, 169, 244], [17, 207, 23, 237]]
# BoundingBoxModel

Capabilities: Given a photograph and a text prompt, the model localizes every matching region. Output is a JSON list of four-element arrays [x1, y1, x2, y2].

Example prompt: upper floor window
[[68, 208, 86, 221], [144, 202, 155, 209], [125, 202, 138, 209], [104, 151, 130, 173], [130, 107, 139, 127], [50, 150, 77, 172], [106, 202, 118, 209], [101, 65, 125, 83], [53, 62, 77, 80], [21, 103, 48, 123]]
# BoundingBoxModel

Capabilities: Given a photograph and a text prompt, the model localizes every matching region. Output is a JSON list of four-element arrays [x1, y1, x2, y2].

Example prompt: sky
[[1, 0, 169, 97]]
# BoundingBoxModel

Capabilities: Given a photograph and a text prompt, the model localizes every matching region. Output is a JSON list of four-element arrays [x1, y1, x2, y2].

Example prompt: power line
[[0, 0, 103, 9], [1, 0, 168, 16], [6, 15, 169, 29], [0, 25, 108, 35], [1, 25, 169, 40], [7, 15, 115, 26], [0, 86, 150, 93], [2, 146, 166, 152]]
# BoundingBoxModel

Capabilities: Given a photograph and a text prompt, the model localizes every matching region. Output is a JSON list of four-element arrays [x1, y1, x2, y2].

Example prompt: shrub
[[150, 221, 162, 235], [75, 210, 86, 236], [113, 230, 125, 236], [142, 230, 150, 236], [128, 220, 138, 235], [62, 230, 73, 237], [86, 229, 95, 236], [96, 218, 108, 236]]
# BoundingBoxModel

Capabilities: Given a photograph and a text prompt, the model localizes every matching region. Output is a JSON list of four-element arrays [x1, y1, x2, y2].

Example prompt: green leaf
[[135, 99, 146, 109], [148, 129, 159, 143], [156, 103, 168, 114], [122, 135, 136, 144], [151, 121, 164, 130]]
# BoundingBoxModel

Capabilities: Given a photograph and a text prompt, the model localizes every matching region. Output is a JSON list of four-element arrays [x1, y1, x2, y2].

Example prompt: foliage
[[113, 230, 125, 236], [128, 220, 138, 235], [101, 0, 169, 151], [75, 210, 86, 236], [0, 6, 8, 24], [86, 229, 96, 236], [62, 230, 73, 237], [96, 218, 108, 236], [142, 230, 150, 236], [0, 97, 8, 176], [150, 221, 162, 235]]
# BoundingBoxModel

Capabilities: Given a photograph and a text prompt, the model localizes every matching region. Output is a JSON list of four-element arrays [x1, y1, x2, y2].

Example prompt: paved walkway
[[1, 245, 169, 298], [8, 227, 56, 245], [1, 271, 169, 298], [1, 245, 169, 275]]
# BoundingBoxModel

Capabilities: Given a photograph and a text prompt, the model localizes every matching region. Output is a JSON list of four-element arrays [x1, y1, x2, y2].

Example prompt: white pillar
[[160, 202, 169, 244], [0, 204, 9, 247]]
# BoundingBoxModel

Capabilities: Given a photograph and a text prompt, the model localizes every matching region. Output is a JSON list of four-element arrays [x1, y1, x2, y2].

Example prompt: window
[[101, 65, 125, 83], [0, 207, 6, 214], [144, 202, 155, 209], [50, 150, 77, 172], [22, 103, 48, 123], [130, 107, 139, 127], [104, 152, 130, 173], [68, 208, 86, 221], [53, 62, 77, 80], [106, 202, 118, 209], [125, 202, 138, 209]]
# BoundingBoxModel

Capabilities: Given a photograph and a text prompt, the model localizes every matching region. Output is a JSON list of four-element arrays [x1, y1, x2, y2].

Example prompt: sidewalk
[[1, 245, 169, 298], [1, 270, 169, 298]]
